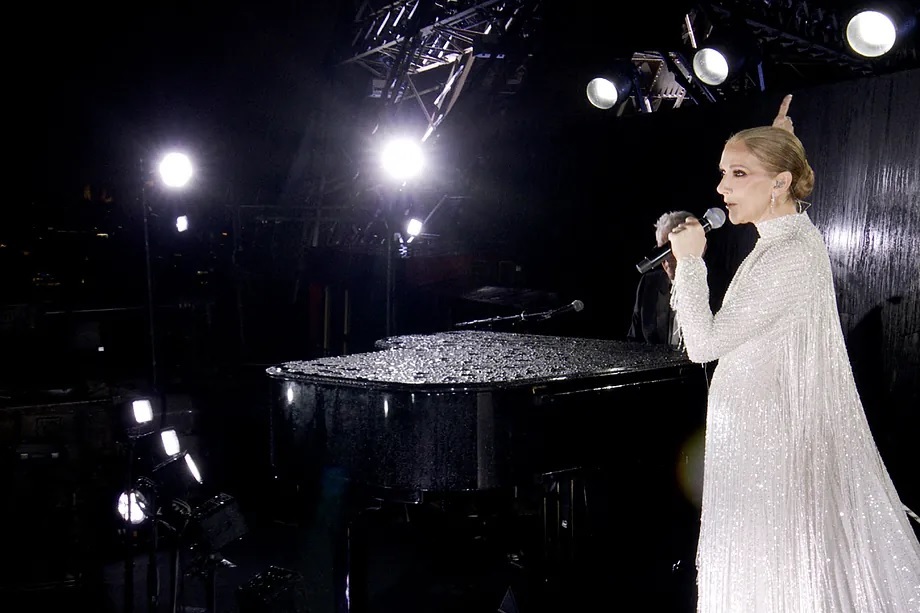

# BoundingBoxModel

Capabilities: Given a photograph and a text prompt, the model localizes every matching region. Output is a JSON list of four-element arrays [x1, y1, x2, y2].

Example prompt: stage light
[[406, 218, 423, 237], [692, 47, 730, 86], [160, 428, 181, 457], [134, 427, 183, 468], [153, 450, 204, 490], [118, 450, 202, 521], [117, 490, 150, 525], [133, 399, 154, 424], [691, 30, 761, 89], [586, 77, 628, 109], [381, 138, 424, 181], [183, 453, 203, 485], [176, 215, 189, 232], [187, 493, 248, 555], [158, 152, 193, 188], [846, 10, 898, 57], [115, 397, 159, 439]]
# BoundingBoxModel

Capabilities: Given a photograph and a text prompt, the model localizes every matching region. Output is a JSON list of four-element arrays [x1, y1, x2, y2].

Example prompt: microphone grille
[[572, 300, 584, 312], [704, 207, 727, 229]]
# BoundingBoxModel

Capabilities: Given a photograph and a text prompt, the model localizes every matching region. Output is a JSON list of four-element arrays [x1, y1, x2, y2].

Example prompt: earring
[[770, 191, 776, 210]]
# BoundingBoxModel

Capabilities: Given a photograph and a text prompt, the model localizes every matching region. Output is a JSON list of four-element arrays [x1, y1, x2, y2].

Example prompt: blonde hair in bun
[[728, 126, 815, 201]]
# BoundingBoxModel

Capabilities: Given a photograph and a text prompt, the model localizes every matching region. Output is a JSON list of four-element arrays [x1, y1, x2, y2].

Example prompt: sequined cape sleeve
[[669, 242, 813, 364], [676, 214, 920, 612]]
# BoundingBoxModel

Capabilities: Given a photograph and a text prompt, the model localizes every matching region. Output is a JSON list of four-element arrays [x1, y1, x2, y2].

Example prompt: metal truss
[[629, 50, 718, 112], [677, 2, 896, 99], [341, 0, 543, 140], [630, 1, 914, 111]]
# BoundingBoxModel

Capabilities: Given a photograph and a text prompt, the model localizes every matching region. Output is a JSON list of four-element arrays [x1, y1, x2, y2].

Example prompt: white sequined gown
[[671, 212, 920, 612]]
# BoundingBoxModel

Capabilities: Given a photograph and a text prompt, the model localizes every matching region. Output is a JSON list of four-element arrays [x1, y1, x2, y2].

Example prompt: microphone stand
[[454, 306, 567, 328]]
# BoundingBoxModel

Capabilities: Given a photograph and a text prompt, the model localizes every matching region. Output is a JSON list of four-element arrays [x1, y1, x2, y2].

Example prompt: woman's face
[[717, 141, 777, 225]]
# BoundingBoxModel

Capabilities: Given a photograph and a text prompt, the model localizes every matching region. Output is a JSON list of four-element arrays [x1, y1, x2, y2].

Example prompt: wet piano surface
[[266, 330, 707, 496], [266, 330, 709, 611]]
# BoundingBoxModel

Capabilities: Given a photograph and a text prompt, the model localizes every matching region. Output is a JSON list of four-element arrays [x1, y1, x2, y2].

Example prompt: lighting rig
[[587, 1, 917, 112], [112, 396, 247, 613], [340, 0, 546, 141]]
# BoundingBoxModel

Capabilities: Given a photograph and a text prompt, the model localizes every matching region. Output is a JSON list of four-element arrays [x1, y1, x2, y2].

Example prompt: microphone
[[454, 299, 584, 328], [635, 207, 727, 274], [521, 299, 584, 321]]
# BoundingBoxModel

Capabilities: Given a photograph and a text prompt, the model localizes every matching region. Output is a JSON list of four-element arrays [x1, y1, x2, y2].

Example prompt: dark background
[[1, 0, 918, 610]]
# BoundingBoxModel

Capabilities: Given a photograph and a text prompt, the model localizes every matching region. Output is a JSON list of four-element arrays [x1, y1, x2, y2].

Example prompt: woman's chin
[[726, 208, 751, 225]]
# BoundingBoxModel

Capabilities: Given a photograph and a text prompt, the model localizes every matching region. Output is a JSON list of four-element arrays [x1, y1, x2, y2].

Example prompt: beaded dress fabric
[[671, 212, 920, 612]]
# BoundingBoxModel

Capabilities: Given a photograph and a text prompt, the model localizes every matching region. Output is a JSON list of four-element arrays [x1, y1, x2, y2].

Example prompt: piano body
[[266, 330, 708, 611]]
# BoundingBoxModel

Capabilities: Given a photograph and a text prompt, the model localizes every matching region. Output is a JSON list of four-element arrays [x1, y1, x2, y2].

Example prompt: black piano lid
[[265, 331, 692, 393]]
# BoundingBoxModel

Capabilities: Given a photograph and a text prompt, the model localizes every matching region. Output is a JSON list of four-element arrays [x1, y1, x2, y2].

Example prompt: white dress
[[671, 212, 920, 612]]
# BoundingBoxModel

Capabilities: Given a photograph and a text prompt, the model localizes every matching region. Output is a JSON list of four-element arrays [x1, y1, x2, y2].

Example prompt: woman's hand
[[772, 94, 794, 134], [669, 217, 707, 260]]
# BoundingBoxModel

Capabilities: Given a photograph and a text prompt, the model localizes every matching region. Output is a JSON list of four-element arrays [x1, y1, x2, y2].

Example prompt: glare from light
[[185, 453, 203, 484], [585, 77, 619, 109], [381, 138, 424, 181], [846, 11, 897, 57], [117, 491, 148, 525], [160, 429, 181, 457], [692, 47, 730, 86], [132, 399, 153, 424], [406, 218, 423, 237], [159, 152, 193, 188], [286, 385, 294, 404], [176, 215, 189, 232]]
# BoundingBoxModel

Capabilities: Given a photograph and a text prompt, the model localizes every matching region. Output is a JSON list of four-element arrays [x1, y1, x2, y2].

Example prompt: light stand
[[140, 150, 194, 393], [379, 137, 424, 338], [146, 486, 160, 613], [385, 220, 396, 338], [170, 541, 181, 613], [140, 174, 158, 393], [124, 441, 137, 613]]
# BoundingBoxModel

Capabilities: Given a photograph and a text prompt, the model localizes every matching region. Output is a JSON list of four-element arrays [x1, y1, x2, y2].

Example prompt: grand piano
[[266, 330, 708, 611]]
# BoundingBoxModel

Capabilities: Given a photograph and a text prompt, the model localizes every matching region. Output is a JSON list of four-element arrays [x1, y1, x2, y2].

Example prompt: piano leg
[[540, 468, 592, 603], [333, 495, 372, 613]]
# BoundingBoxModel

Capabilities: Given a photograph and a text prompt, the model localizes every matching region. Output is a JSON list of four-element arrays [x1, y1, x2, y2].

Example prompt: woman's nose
[[716, 178, 729, 195]]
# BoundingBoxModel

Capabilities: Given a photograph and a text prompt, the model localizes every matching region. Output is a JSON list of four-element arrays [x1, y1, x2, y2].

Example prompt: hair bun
[[794, 162, 815, 200]]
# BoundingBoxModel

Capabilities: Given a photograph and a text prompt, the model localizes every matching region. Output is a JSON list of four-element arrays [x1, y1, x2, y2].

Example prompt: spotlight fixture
[[116, 490, 151, 525], [844, 6, 914, 58], [115, 451, 203, 524], [158, 152, 194, 189], [132, 427, 185, 473], [187, 493, 249, 556], [406, 218, 423, 237], [585, 76, 630, 109], [115, 397, 158, 439], [691, 29, 761, 88], [381, 138, 424, 181]]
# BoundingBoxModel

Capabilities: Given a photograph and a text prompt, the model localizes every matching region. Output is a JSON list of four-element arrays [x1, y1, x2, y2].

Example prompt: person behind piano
[[667, 94, 920, 611], [626, 209, 693, 350]]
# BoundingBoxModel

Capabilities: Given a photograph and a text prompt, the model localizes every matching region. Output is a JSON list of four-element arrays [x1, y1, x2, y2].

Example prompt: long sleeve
[[670, 241, 814, 364]]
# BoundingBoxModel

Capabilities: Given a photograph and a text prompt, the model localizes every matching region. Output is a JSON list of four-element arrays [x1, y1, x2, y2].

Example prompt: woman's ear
[[775, 171, 793, 194]]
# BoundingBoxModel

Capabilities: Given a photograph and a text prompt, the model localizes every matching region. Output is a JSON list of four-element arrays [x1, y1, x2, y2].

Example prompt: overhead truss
[[341, 0, 543, 139], [627, 0, 913, 113]]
